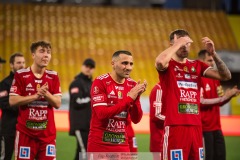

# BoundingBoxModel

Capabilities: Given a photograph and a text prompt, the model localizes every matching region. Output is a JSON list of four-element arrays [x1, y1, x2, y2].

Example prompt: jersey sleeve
[[91, 78, 134, 120], [199, 60, 212, 76], [200, 80, 230, 107], [53, 74, 62, 96], [129, 96, 143, 124], [149, 84, 165, 122], [9, 72, 23, 96]]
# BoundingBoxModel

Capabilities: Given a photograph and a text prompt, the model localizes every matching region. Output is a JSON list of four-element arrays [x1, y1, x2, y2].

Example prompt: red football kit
[[200, 78, 226, 131], [87, 73, 142, 154], [158, 59, 210, 160], [149, 83, 165, 160], [9, 67, 61, 160], [127, 122, 137, 152]]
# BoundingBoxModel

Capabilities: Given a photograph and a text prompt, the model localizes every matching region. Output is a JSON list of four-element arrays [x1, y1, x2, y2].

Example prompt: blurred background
[[0, 0, 240, 159]]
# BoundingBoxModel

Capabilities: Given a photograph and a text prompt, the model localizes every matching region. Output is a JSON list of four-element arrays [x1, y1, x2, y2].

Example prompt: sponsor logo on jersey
[[183, 66, 189, 72], [26, 120, 48, 130], [93, 94, 104, 102], [46, 145, 56, 157], [19, 147, 30, 159], [0, 90, 8, 97], [110, 90, 115, 95], [115, 86, 124, 90], [178, 103, 199, 114], [107, 94, 117, 98], [106, 119, 126, 132], [114, 111, 127, 118], [23, 74, 31, 78], [28, 101, 49, 108], [191, 75, 198, 79], [184, 74, 191, 79], [176, 73, 183, 78], [71, 87, 79, 94], [29, 108, 48, 120], [93, 86, 99, 94], [26, 83, 33, 88], [26, 83, 35, 91], [174, 66, 183, 72], [10, 86, 17, 93], [179, 89, 197, 103], [177, 81, 198, 90], [199, 148, 204, 160], [103, 131, 125, 144], [205, 84, 211, 91], [170, 149, 183, 160], [35, 79, 42, 83]]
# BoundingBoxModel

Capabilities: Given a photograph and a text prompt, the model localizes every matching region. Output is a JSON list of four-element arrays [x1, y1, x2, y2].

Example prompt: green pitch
[[56, 132, 240, 160]]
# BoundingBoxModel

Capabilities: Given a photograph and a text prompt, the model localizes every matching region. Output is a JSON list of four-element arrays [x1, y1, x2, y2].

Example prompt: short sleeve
[[53, 74, 62, 96], [9, 72, 23, 96], [91, 79, 107, 107]]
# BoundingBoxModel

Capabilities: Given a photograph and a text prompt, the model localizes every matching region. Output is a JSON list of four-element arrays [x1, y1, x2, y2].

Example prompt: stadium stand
[[0, 4, 239, 94]]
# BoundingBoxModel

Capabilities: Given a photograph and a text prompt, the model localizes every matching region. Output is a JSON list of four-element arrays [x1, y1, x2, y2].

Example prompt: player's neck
[[173, 56, 187, 64], [31, 64, 45, 78], [109, 72, 125, 84]]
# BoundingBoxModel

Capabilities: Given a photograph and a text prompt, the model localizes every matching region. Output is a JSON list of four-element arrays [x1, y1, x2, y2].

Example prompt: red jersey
[[158, 59, 210, 126], [149, 83, 165, 152], [200, 78, 224, 131], [88, 73, 142, 152], [9, 67, 61, 141]]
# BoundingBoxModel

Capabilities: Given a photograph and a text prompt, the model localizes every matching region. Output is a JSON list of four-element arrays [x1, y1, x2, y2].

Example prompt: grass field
[[56, 131, 240, 160]]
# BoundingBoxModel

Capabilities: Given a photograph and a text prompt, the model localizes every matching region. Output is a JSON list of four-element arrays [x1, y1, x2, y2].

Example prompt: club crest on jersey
[[36, 84, 41, 90], [19, 147, 30, 159], [118, 91, 123, 99], [199, 148, 204, 160], [46, 145, 56, 157], [170, 149, 183, 160], [93, 86, 99, 94], [183, 66, 189, 72], [191, 66, 196, 72]]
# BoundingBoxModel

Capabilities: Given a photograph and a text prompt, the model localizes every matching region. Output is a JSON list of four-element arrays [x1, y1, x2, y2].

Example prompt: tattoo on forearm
[[213, 54, 231, 78]]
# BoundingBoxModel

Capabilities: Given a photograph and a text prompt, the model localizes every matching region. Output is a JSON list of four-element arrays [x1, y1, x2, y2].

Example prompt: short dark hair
[[9, 53, 24, 64], [169, 29, 190, 42], [198, 49, 210, 60], [30, 41, 51, 53], [112, 50, 132, 59]]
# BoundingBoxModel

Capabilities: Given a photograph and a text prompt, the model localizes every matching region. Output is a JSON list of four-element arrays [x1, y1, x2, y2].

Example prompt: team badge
[[191, 66, 196, 72], [93, 86, 99, 94], [183, 66, 189, 72], [199, 148, 204, 160], [170, 149, 183, 160], [217, 85, 224, 96], [46, 145, 56, 157], [118, 91, 123, 99], [37, 84, 41, 90], [19, 146, 30, 159]]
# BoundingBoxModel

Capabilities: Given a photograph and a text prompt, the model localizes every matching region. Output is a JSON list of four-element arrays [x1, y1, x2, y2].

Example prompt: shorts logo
[[19, 146, 30, 159], [170, 149, 183, 160], [199, 148, 204, 160], [46, 145, 56, 157]]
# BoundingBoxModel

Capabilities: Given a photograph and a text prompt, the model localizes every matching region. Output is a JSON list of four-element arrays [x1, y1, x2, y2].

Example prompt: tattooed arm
[[202, 37, 231, 81]]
